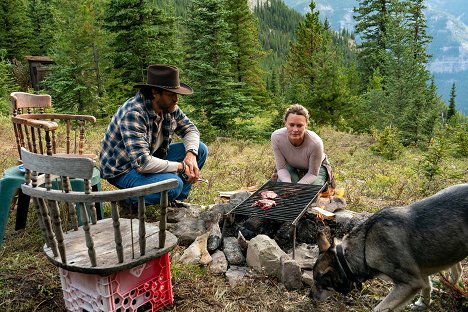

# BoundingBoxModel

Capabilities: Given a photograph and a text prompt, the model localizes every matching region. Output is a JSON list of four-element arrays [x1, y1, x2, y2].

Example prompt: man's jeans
[[111, 142, 208, 204]]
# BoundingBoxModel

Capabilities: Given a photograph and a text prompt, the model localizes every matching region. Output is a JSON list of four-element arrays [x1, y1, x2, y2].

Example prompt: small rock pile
[[167, 192, 372, 289]]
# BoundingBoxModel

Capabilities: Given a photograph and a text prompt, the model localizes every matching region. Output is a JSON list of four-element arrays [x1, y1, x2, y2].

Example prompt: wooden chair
[[11, 91, 97, 160], [20, 148, 178, 310], [0, 92, 100, 247]]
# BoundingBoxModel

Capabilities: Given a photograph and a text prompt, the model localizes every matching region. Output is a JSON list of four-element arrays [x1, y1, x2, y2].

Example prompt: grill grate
[[227, 181, 326, 225]]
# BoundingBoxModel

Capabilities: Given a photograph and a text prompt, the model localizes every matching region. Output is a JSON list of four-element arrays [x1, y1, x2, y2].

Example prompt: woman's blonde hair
[[283, 104, 309, 124]]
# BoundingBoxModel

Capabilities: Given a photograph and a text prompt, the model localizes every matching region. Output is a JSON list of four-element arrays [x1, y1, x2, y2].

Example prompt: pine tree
[[407, 0, 431, 64], [43, 0, 107, 114], [284, 1, 350, 125], [225, 0, 268, 111], [354, 0, 392, 81], [183, 0, 241, 132], [447, 82, 456, 120], [103, 0, 179, 88], [0, 0, 32, 60], [26, 0, 55, 56]]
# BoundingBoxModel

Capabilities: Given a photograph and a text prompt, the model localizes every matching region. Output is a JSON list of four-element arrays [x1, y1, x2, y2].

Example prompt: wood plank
[[21, 148, 95, 179], [44, 218, 178, 275], [308, 206, 336, 220], [22, 179, 179, 203]]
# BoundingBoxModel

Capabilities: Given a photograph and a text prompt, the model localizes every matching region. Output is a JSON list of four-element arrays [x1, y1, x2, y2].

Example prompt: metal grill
[[227, 181, 326, 225]]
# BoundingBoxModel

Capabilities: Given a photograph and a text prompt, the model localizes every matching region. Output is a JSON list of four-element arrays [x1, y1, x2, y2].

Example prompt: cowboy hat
[[134, 64, 193, 95]]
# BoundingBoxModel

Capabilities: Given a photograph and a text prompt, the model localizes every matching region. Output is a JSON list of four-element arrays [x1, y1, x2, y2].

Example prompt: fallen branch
[[438, 273, 468, 297]]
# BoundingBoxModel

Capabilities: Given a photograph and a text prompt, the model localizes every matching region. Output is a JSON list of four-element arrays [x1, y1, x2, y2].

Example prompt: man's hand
[[183, 152, 199, 183]]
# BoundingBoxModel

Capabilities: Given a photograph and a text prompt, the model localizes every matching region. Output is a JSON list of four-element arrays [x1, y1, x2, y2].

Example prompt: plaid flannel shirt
[[99, 92, 199, 179]]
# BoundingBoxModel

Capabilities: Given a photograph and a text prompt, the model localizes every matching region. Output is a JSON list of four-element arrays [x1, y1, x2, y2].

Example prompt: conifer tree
[[225, 0, 268, 110], [26, 0, 55, 56], [354, 0, 391, 80], [183, 0, 242, 132], [0, 0, 32, 60], [43, 0, 107, 114], [447, 82, 456, 120], [284, 1, 349, 125], [407, 0, 431, 64], [103, 0, 179, 88]]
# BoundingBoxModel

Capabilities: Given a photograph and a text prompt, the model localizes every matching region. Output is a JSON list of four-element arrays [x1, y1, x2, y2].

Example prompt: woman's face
[[285, 113, 307, 146]]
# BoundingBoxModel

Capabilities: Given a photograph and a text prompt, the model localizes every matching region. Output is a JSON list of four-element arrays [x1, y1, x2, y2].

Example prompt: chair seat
[[44, 218, 178, 275]]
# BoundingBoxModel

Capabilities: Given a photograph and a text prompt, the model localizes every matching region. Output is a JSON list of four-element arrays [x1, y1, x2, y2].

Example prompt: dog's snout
[[310, 285, 332, 301]]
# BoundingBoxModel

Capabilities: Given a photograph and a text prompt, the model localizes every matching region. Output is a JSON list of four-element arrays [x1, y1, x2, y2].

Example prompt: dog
[[312, 184, 468, 311]]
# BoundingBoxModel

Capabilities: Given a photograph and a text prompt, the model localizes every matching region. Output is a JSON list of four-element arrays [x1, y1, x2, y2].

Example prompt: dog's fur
[[312, 184, 468, 312]]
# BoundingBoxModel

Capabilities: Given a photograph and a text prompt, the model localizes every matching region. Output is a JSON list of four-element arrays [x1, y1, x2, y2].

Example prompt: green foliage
[[447, 82, 456, 120], [103, 0, 181, 88], [445, 120, 468, 158], [0, 50, 19, 116], [184, 0, 243, 132], [419, 136, 446, 189], [225, 0, 269, 110], [0, 0, 33, 60], [26, 0, 56, 56], [370, 126, 404, 160], [43, 0, 108, 115], [284, 1, 352, 126]]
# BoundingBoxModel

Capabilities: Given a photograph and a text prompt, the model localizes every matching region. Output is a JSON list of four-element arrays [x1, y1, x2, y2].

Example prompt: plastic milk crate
[[59, 253, 173, 312]]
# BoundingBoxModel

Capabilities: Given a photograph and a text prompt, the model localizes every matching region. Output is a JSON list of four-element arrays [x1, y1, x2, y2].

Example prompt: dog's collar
[[336, 244, 362, 290]]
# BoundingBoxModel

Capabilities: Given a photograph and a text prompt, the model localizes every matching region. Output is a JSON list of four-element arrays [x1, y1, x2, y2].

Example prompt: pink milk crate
[[59, 253, 173, 311]]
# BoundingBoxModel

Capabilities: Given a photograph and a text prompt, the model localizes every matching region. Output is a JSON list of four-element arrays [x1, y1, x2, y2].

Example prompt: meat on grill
[[251, 198, 276, 210], [261, 191, 278, 199]]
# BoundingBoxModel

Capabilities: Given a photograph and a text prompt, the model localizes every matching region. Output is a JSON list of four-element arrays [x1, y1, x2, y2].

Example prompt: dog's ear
[[317, 232, 331, 253]]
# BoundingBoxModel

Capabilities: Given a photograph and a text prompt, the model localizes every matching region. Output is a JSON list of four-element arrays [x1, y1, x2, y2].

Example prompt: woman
[[271, 104, 333, 187]]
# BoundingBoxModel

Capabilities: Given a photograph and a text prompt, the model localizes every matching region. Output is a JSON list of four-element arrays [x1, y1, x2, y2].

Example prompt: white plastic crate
[[59, 253, 173, 311]]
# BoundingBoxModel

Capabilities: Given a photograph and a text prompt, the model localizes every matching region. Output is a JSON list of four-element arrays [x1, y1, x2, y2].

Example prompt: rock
[[178, 232, 212, 265], [225, 265, 249, 287], [246, 234, 286, 277], [207, 222, 222, 252], [237, 231, 248, 256], [168, 218, 206, 246], [287, 243, 319, 270], [334, 210, 372, 238], [279, 255, 303, 290], [223, 237, 245, 265], [302, 270, 314, 286], [229, 191, 251, 205], [209, 250, 228, 274]]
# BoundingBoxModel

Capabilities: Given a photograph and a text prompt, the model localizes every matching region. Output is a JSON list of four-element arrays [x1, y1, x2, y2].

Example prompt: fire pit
[[225, 180, 326, 258]]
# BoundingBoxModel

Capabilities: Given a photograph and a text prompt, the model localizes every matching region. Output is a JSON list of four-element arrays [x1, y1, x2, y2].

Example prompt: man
[[100, 64, 208, 206]]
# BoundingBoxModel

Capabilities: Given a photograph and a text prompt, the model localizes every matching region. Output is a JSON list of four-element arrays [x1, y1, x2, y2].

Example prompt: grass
[[0, 115, 466, 311]]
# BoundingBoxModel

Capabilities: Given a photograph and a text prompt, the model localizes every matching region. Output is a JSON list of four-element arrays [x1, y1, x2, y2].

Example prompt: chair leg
[[15, 190, 30, 230], [92, 184, 103, 220]]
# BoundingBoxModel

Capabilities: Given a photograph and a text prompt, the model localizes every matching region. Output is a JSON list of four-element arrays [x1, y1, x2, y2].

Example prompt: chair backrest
[[20, 148, 179, 274], [10, 92, 97, 161], [11, 91, 52, 116]]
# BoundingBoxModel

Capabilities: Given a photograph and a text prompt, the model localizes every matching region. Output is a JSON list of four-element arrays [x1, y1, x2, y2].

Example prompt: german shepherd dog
[[312, 184, 468, 311]]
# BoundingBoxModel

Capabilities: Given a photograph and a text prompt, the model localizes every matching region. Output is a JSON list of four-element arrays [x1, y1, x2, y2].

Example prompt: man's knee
[[197, 142, 208, 167]]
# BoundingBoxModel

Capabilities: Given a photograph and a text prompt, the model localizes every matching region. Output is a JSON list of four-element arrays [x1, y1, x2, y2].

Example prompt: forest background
[[0, 0, 467, 156]]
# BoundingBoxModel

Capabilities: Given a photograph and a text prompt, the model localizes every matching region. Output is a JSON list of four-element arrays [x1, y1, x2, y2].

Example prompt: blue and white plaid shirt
[[99, 92, 199, 179]]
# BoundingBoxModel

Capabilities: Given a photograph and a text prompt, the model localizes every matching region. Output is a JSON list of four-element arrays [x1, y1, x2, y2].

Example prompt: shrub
[[370, 126, 404, 160]]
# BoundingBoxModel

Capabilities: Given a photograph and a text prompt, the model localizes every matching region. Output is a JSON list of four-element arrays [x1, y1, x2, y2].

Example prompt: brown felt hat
[[134, 64, 193, 95]]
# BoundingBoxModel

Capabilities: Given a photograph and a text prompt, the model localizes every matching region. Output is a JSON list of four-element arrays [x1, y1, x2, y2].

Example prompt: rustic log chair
[[20, 147, 178, 274]]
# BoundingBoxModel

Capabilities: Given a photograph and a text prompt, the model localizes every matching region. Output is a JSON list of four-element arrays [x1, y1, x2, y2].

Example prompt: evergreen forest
[[0, 0, 466, 156]]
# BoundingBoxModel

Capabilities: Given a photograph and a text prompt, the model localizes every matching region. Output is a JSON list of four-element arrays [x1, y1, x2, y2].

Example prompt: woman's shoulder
[[305, 130, 323, 144], [271, 127, 287, 138]]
